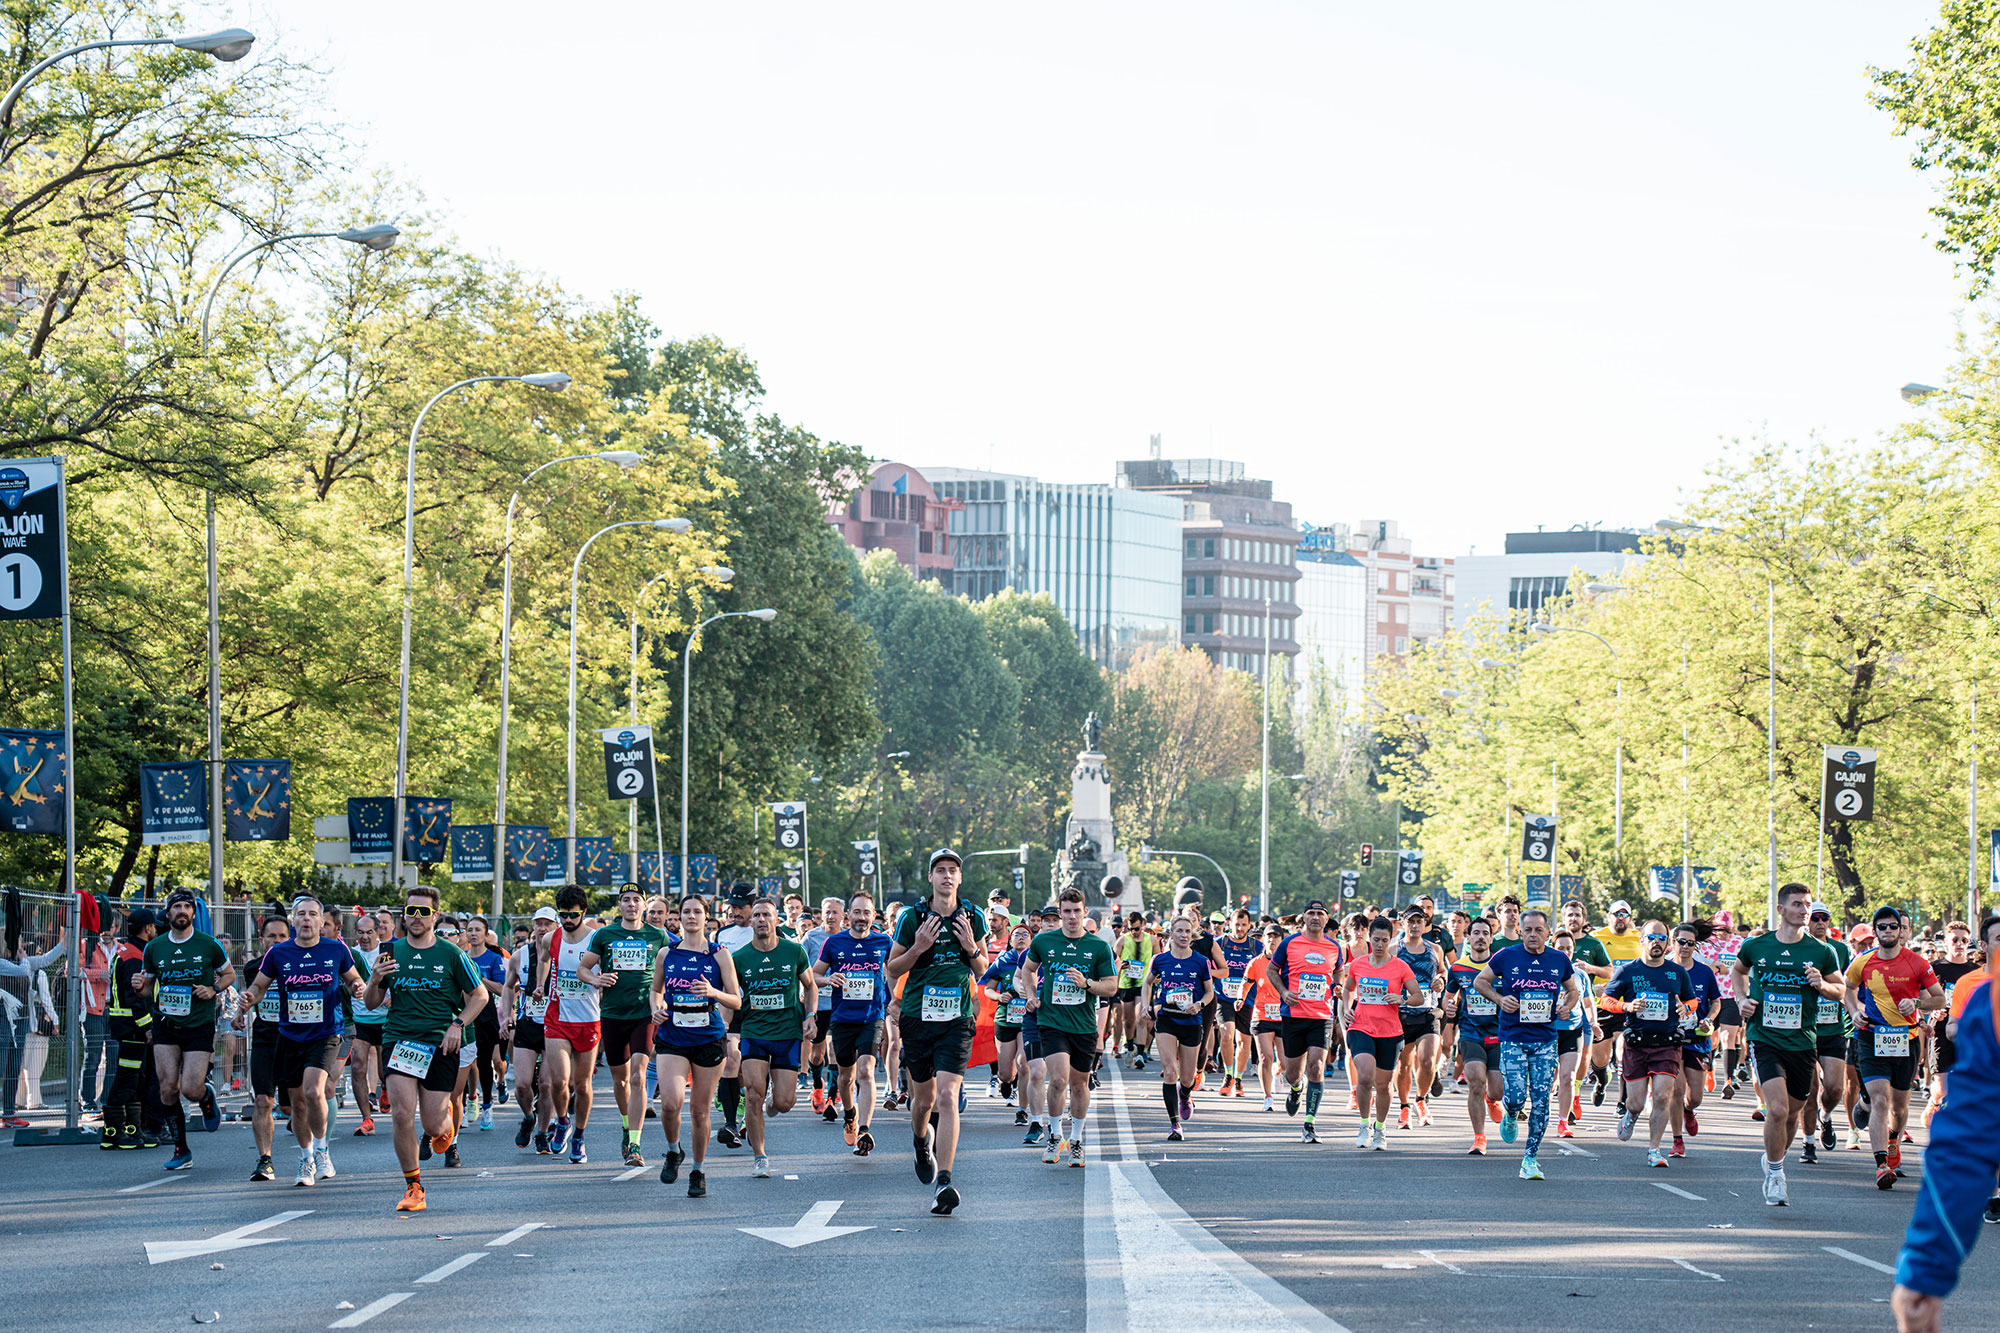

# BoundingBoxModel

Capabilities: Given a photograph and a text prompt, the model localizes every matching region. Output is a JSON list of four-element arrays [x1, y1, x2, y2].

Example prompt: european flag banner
[[538, 837, 570, 888], [224, 760, 290, 842], [1524, 873, 1552, 909], [451, 825, 495, 882], [1558, 875, 1584, 898], [574, 836, 619, 886], [0, 728, 65, 834], [347, 797, 394, 864], [139, 761, 209, 845], [637, 850, 664, 895], [505, 825, 548, 884], [690, 854, 718, 890], [403, 797, 451, 865], [758, 875, 783, 897], [1649, 866, 1682, 900]]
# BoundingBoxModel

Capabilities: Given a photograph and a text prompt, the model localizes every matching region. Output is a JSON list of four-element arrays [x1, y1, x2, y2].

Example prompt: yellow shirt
[[1593, 926, 1645, 966]]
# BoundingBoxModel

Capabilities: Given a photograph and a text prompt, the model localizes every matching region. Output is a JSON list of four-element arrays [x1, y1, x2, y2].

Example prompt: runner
[[235, 914, 293, 1180], [1697, 910, 1748, 1096], [1114, 910, 1155, 1068], [348, 912, 389, 1138], [102, 908, 157, 1152], [818, 893, 893, 1154], [801, 896, 844, 1118], [1733, 881, 1845, 1206], [501, 907, 557, 1151], [233, 895, 364, 1186], [1443, 916, 1502, 1153], [1491, 896, 1523, 949], [1344, 915, 1418, 1150], [537, 885, 615, 1165], [1246, 923, 1285, 1111], [1587, 899, 1645, 1111], [650, 895, 742, 1198], [582, 885, 670, 1166], [1928, 920, 1982, 1127], [1391, 906, 1448, 1128], [1269, 900, 1348, 1144], [1805, 901, 1855, 1162], [458, 917, 507, 1137], [732, 897, 815, 1179], [1016, 887, 1113, 1173], [981, 923, 1035, 1129], [1548, 931, 1601, 1139], [136, 888, 234, 1171], [1214, 909, 1260, 1097], [1845, 906, 1945, 1190], [889, 848, 992, 1213], [361, 884, 488, 1213], [1141, 914, 1215, 1141], [714, 886, 756, 1146], [1601, 917, 1695, 1168], [1474, 908, 1579, 1180], [1666, 923, 1723, 1159]]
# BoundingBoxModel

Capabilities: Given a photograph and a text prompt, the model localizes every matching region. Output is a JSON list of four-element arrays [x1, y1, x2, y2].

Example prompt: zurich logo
[[1530, 816, 1549, 829], [0, 468, 28, 512], [617, 730, 637, 747], [1842, 750, 1862, 770]]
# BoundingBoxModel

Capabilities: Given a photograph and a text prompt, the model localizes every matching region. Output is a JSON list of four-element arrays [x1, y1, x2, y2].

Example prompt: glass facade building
[[1295, 551, 1368, 704]]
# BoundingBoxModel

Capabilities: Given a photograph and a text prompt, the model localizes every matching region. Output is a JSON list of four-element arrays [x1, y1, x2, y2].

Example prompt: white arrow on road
[[738, 1200, 871, 1249], [145, 1210, 312, 1265]]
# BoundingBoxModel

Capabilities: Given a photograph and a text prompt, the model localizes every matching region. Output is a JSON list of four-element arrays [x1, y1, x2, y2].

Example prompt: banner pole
[[1815, 748, 1827, 903], [58, 458, 81, 1135], [802, 806, 811, 910]]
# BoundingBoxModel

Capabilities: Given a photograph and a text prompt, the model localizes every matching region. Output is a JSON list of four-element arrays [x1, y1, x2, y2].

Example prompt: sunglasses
[[403, 904, 435, 917], [1673, 938, 1697, 947], [1643, 933, 1668, 942], [558, 911, 584, 921]]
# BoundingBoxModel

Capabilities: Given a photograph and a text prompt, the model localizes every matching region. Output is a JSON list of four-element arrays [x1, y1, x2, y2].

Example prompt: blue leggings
[[1500, 1039, 1558, 1155]]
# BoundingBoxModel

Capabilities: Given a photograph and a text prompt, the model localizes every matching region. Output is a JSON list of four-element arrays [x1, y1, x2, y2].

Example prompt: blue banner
[[1557, 874, 1585, 899], [139, 760, 209, 845], [758, 875, 783, 898], [347, 797, 394, 864], [403, 797, 451, 865], [224, 759, 290, 842], [0, 728, 65, 834], [1648, 866, 1682, 900], [574, 836, 619, 886], [637, 850, 665, 896], [1690, 866, 1720, 907], [505, 824, 548, 884], [538, 837, 570, 888], [451, 824, 495, 882], [1523, 873, 1552, 908]]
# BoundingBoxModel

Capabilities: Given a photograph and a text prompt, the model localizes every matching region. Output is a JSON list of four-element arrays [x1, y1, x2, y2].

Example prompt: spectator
[[80, 927, 112, 1110], [0, 931, 67, 1127]]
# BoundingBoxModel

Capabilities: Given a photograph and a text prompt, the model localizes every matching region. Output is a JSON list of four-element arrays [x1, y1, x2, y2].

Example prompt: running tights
[[1500, 1040, 1557, 1155]]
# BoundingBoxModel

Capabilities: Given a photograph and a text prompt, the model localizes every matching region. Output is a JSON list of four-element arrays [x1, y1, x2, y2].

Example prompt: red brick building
[[827, 461, 959, 583]]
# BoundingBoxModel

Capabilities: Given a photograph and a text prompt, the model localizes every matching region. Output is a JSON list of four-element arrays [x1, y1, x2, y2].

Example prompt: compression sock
[[1306, 1081, 1324, 1118], [1162, 1083, 1179, 1120], [719, 1077, 742, 1128], [1725, 1048, 1741, 1081], [172, 1107, 188, 1150], [811, 1065, 823, 1090]]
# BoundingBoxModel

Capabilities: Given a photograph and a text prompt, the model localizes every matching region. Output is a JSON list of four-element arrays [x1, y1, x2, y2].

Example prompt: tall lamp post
[[680, 608, 778, 879], [1530, 622, 1622, 863], [564, 519, 693, 845], [0, 26, 255, 142], [196, 223, 399, 906], [490, 450, 645, 914], [392, 372, 572, 892], [623, 566, 732, 882]]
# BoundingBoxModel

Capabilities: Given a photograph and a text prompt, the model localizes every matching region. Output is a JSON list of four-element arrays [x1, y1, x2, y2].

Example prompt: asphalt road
[[2, 1058, 1987, 1331]]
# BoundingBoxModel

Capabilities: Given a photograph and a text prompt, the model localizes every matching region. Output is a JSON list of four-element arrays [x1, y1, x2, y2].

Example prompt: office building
[[1293, 523, 1368, 702], [1451, 527, 1651, 630], [827, 461, 959, 583]]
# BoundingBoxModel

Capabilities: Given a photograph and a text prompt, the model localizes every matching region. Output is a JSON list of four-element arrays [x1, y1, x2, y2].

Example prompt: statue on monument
[[1082, 710, 1103, 754]]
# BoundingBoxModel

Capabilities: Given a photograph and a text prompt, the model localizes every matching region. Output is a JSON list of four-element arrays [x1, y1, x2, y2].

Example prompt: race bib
[[1262, 1002, 1281, 1022], [556, 973, 588, 999], [921, 985, 963, 1022], [1719, 951, 1738, 970], [1817, 999, 1844, 1026], [1762, 994, 1802, 1030], [1637, 991, 1669, 1023], [1051, 976, 1085, 1006], [1221, 978, 1245, 1001], [749, 991, 786, 1011], [1297, 974, 1329, 1003], [1005, 998, 1028, 1025], [842, 974, 875, 1001], [1411, 987, 1436, 1009], [1122, 960, 1146, 980], [523, 997, 549, 1024], [671, 1002, 708, 1029], [257, 989, 281, 1023], [611, 941, 649, 971], [1518, 991, 1554, 1024], [160, 985, 192, 1018], [387, 1040, 435, 1077], [1465, 991, 1497, 1017], [286, 991, 325, 1025], [1356, 977, 1390, 1006], [1873, 1027, 1910, 1058], [1165, 986, 1195, 1012]]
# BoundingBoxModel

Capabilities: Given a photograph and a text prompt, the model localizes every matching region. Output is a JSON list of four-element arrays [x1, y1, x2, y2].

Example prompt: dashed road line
[[329, 1293, 413, 1328], [414, 1252, 487, 1284], [118, 1176, 184, 1193], [1671, 1258, 1724, 1282], [487, 1222, 544, 1247], [1652, 1182, 1705, 1201], [1823, 1246, 1896, 1276], [613, 1164, 649, 1181]]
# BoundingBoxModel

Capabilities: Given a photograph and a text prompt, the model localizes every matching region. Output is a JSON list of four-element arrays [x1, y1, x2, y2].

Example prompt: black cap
[[1872, 905, 1904, 926], [1403, 904, 1427, 918], [126, 907, 157, 930], [1303, 898, 1329, 913], [726, 883, 756, 906], [165, 889, 198, 909], [928, 847, 962, 872], [1039, 903, 1059, 916]]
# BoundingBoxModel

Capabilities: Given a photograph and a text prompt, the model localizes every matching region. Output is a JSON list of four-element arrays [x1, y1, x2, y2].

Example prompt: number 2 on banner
[[1833, 788, 1863, 818], [0, 553, 42, 612], [615, 768, 644, 796]]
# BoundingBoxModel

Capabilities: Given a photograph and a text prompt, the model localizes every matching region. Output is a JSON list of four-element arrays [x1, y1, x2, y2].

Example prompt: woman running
[[648, 896, 741, 1199], [1142, 916, 1215, 1141]]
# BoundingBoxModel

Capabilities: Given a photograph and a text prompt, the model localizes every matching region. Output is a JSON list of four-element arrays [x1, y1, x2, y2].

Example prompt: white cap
[[1607, 899, 1632, 915], [1810, 901, 1832, 916], [532, 906, 558, 923]]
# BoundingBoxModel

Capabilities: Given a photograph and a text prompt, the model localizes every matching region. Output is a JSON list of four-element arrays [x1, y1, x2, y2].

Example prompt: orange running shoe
[[1556, 1118, 1574, 1139], [1193, 1072, 1205, 1092], [1348, 1091, 1360, 1112], [1570, 1095, 1583, 1120], [843, 1116, 858, 1147], [1415, 1099, 1433, 1127], [1704, 1070, 1715, 1092], [1468, 1132, 1487, 1155], [1487, 1099, 1504, 1124], [1397, 1104, 1411, 1129], [396, 1181, 426, 1212], [429, 1105, 455, 1157], [1233, 1079, 1247, 1098], [811, 1088, 827, 1114]]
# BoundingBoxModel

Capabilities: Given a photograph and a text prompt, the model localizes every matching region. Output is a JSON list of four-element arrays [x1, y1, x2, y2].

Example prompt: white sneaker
[[1371, 1125, 1387, 1151], [1355, 1122, 1372, 1148], [1043, 1136, 1061, 1165], [294, 1152, 315, 1187], [1763, 1166, 1788, 1206], [988, 1077, 1000, 1099], [1262, 1095, 1275, 1112], [751, 1155, 772, 1178], [314, 1146, 335, 1179]]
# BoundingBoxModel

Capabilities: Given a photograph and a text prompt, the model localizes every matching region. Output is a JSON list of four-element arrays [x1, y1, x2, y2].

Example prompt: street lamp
[[489, 451, 646, 911], [194, 222, 399, 905], [1531, 621, 1622, 860], [0, 26, 255, 138], [566, 520, 693, 846], [681, 608, 779, 877], [392, 372, 572, 892]]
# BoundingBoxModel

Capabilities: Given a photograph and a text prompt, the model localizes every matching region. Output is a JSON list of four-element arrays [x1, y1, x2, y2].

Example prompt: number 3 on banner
[[0, 553, 42, 612]]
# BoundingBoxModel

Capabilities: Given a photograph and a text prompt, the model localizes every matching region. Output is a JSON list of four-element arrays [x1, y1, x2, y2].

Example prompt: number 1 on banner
[[0, 553, 41, 612]]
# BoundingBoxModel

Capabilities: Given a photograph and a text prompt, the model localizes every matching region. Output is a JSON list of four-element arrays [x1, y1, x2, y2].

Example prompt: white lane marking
[[1107, 1057, 1140, 1162], [613, 1165, 648, 1181], [145, 1210, 312, 1265], [1652, 1182, 1706, 1201], [1556, 1143, 1597, 1157], [118, 1176, 184, 1193], [485, 1222, 543, 1248], [1823, 1246, 1897, 1276], [1671, 1258, 1724, 1282], [329, 1293, 413, 1328], [1087, 1064, 1353, 1333], [738, 1201, 872, 1249], [1418, 1249, 1467, 1274], [414, 1252, 486, 1284]]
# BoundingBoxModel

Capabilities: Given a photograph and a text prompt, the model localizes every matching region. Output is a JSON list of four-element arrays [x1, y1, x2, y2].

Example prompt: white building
[[1294, 540, 1367, 706], [1451, 528, 1653, 632]]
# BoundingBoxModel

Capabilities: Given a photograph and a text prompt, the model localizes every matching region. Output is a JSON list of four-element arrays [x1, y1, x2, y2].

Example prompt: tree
[[1103, 646, 1257, 850]]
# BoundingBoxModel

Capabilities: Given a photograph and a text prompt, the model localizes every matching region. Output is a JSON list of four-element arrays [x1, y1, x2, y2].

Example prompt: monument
[[1053, 711, 1137, 919]]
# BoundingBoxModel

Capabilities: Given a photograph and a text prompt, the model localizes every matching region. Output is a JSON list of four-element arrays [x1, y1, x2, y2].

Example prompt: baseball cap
[[928, 847, 962, 872], [126, 907, 157, 930], [1040, 903, 1059, 916], [726, 883, 755, 906], [1809, 901, 1832, 918], [531, 906, 558, 923], [1208, 910, 1225, 924], [1303, 898, 1329, 913], [1402, 904, 1427, 918], [1607, 899, 1632, 915], [1871, 905, 1904, 926]]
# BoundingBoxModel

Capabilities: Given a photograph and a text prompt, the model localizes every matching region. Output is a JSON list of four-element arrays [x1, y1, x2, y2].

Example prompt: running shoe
[[1014, 1108, 1028, 1127], [855, 1129, 874, 1157], [915, 1129, 937, 1183], [1431, 1073, 1445, 1099], [1499, 1107, 1518, 1145], [821, 1101, 839, 1124], [444, 1144, 461, 1168], [1192, 1071, 1204, 1092], [1286, 1084, 1301, 1117], [1354, 1122, 1371, 1148], [478, 1103, 493, 1132], [1042, 1134, 1060, 1165], [1415, 1099, 1433, 1127], [315, 1146, 336, 1179], [250, 1154, 274, 1181], [1800, 1141, 1818, 1165], [882, 1090, 898, 1111], [1720, 1081, 1736, 1101], [1877, 1162, 1897, 1190], [716, 1124, 742, 1149], [1669, 1136, 1685, 1159], [1520, 1156, 1544, 1181], [1556, 1118, 1574, 1139], [751, 1155, 772, 1178], [660, 1145, 684, 1184], [843, 1114, 858, 1148], [1569, 1094, 1582, 1120], [811, 1088, 827, 1114], [1070, 1140, 1086, 1168], [932, 1175, 961, 1214], [1262, 1095, 1275, 1112], [1489, 1099, 1505, 1124], [1233, 1079, 1247, 1098], [199, 1086, 221, 1134], [1889, 1148, 1905, 1177], [1592, 1079, 1606, 1107], [1347, 1090, 1359, 1112], [1179, 1089, 1193, 1122], [165, 1148, 194, 1171], [435, 1106, 460, 1156], [1854, 1102, 1870, 1130], [1763, 1165, 1788, 1206], [1467, 1133, 1486, 1155], [1301, 1121, 1319, 1144], [988, 1076, 1000, 1099], [1371, 1124, 1387, 1151], [396, 1181, 426, 1212], [1617, 1109, 1636, 1142], [1688, 1110, 1702, 1138], [1647, 1148, 1669, 1169], [1024, 1122, 1045, 1145], [535, 1131, 551, 1155], [1901, 1130, 1915, 1144], [687, 1168, 707, 1198], [1397, 1104, 1410, 1129], [568, 1135, 586, 1165], [295, 1151, 315, 1187], [1167, 1126, 1184, 1142], [1985, 1195, 2000, 1225], [1750, 1107, 1766, 1123], [1848, 1128, 1866, 1151], [355, 1115, 376, 1137], [623, 1135, 644, 1167]]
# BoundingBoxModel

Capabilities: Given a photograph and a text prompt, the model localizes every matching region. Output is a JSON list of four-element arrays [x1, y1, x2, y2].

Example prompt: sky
[[256, 0, 1966, 557]]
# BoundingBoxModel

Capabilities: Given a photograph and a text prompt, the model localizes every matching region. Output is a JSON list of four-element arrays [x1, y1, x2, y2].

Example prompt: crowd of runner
[[90, 852, 1998, 1221]]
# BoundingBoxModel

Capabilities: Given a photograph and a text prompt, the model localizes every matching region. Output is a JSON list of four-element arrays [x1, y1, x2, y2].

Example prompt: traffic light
[[1359, 843, 1373, 868]]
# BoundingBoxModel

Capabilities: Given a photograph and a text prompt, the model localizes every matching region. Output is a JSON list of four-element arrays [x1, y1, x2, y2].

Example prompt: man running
[[1928, 920, 1982, 1126], [1444, 916, 1502, 1153], [1017, 887, 1114, 1171], [1391, 905, 1448, 1128], [819, 893, 893, 1153], [713, 886, 756, 1145], [890, 848, 991, 1214], [1666, 923, 1723, 1159], [981, 923, 1035, 1129], [801, 896, 844, 1118], [1698, 910, 1748, 1096], [1246, 923, 1285, 1111], [1345, 915, 1419, 1150], [235, 914, 291, 1180], [1587, 899, 1644, 1110], [1805, 901, 1855, 1161], [1214, 908, 1261, 1097], [1268, 900, 1347, 1144], [1733, 881, 1844, 1206], [538, 885, 615, 1164], [1113, 910, 1155, 1068], [1845, 906, 1945, 1191], [137, 889, 234, 1171], [1475, 908, 1578, 1181], [233, 896, 364, 1186], [458, 917, 506, 1137], [362, 884, 488, 1213], [583, 885, 670, 1166], [1601, 917, 1695, 1168], [501, 907, 557, 1151], [732, 897, 815, 1179], [349, 912, 389, 1137]]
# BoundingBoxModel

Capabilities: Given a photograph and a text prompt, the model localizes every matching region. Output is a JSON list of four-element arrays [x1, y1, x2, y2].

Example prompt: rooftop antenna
[[1149, 433, 1161, 459]]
